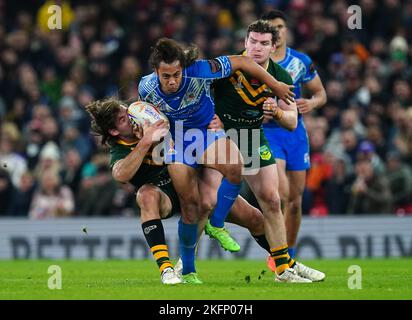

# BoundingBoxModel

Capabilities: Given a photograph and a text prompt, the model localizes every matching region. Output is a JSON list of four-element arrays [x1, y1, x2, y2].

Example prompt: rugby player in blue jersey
[[138, 38, 295, 283], [261, 10, 327, 265]]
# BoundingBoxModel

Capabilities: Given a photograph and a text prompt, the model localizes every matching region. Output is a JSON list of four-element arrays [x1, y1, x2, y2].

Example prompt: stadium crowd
[[0, 0, 412, 218]]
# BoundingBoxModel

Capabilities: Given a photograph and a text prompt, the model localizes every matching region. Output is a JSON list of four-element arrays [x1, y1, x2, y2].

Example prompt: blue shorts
[[164, 126, 226, 168], [263, 122, 310, 171]]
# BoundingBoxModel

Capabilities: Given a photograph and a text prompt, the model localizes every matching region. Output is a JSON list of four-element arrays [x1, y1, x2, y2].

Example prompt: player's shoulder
[[288, 47, 313, 65], [269, 59, 293, 83], [138, 72, 158, 96]]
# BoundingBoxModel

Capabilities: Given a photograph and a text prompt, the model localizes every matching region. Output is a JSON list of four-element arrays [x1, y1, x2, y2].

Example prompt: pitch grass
[[1, 259, 411, 300]]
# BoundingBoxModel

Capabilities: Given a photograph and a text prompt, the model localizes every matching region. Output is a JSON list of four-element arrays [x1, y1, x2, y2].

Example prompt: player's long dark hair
[[85, 98, 124, 147], [149, 37, 198, 69]]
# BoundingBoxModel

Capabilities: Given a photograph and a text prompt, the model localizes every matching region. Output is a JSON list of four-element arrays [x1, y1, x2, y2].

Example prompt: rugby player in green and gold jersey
[[85, 98, 281, 284], [202, 19, 325, 282]]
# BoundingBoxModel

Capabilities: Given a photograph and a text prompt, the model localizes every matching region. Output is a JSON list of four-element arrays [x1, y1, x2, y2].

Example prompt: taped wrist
[[273, 108, 284, 121]]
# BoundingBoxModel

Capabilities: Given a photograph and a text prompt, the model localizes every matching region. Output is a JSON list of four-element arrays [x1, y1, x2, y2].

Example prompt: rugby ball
[[127, 101, 169, 127]]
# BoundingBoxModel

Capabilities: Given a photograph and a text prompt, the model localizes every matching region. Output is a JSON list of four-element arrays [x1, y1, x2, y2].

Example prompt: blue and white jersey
[[264, 47, 317, 129], [138, 56, 232, 130]]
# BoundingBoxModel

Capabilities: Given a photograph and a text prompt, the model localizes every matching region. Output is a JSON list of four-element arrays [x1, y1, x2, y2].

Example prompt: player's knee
[[248, 209, 265, 234], [260, 191, 281, 212], [289, 195, 303, 213], [279, 188, 289, 204], [136, 186, 161, 210], [224, 163, 242, 184], [200, 196, 215, 219]]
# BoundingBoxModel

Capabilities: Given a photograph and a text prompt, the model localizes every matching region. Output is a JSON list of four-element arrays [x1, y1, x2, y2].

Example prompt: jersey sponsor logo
[[208, 58, 222, 73], [259, 145, 272, 161], [241, 109, 260, 118], [284, 57, 305, 83], [250, 78, 260, 86]]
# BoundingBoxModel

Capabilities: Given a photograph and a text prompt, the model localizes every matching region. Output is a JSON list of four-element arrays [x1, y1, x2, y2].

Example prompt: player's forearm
[[112, 140, 152, 183], [229, 56, 283, 91], [275, 108, 297, 131], [310, 88, 327, 109]]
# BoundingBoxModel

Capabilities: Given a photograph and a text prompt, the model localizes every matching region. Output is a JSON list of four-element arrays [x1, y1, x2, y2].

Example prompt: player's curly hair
[[85, 97, 124, 146], [247, 20, 279, 44], [149, 37, 198, 69]]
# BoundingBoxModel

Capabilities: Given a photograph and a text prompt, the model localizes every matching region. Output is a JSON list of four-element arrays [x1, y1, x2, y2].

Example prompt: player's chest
[[281, 58, 305, 83], [150, 79, 209, 112]]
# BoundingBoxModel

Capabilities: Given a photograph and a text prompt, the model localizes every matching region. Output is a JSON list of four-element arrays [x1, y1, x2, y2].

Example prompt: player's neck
[[260, 59, 270, 70], [272, 45, 287, 62], [117, 135, 139, 145]]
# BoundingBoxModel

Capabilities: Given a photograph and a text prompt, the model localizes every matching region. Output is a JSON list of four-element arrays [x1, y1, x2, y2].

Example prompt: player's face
[[270, 18, 287, 48], [245, 32, 275, 65], [111, 105, 134, 139], [156, 61, 183, 95]]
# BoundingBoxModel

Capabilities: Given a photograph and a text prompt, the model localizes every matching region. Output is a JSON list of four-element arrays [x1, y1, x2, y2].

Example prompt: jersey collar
[[117, 138, 139, 146]]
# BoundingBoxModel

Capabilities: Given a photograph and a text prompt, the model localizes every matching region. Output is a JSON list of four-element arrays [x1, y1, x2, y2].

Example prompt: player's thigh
[[158, 188, 174, 219], [167, 163, 199, 203], [276, 158, 289, 202], [287, 170, 306, 200], [243, 165, 280, 205], [202, 137, 243, 176]]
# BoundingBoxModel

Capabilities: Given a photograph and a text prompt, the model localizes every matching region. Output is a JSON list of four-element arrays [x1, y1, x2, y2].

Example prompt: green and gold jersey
[[214, 57, 293, 130], [109, 139, 169, 189]]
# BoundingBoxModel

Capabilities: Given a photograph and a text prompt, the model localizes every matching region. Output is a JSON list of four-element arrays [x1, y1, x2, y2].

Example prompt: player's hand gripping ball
[[127, 101, 169, 128]]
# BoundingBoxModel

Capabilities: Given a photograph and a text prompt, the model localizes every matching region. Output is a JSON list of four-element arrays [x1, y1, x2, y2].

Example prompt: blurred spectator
[[29, 168, 74, 219], [34, 141, 61, 180], [0, 122, 27, 187], [326, 109, 366, 159], [347, 159, 393, 214], [325, 153, 356, 214], [0, 169, 16, 216], [9, 171, 36, 216], [356, 140, 385, 174], [303, 128, 333, 216], [392, 107, 412, 163], [384, 150, 412, 213], [77, 152, 117, 216], [60, 148, 83, 195]]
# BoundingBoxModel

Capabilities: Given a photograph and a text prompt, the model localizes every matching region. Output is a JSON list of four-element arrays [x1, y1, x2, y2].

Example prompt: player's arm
[[297, 75, 327, 114], [112, 120, 168, 183], [263, 97, 297, 131], [227, 55, 295, 105]]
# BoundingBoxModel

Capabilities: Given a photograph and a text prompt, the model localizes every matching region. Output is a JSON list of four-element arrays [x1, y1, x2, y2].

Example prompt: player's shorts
[[164, 126, 226, 168], [136, 172, 181, 219], [227, 127, 276, 170], [263, 122, 310, 171]]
